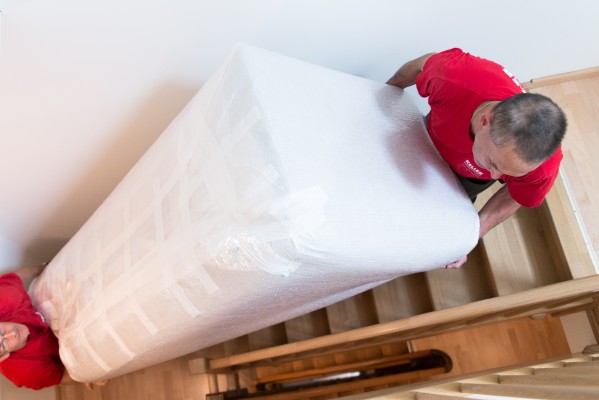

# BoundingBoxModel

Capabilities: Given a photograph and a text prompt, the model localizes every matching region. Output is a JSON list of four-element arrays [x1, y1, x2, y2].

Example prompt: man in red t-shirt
[[0, 264, 108, 390], [0, 264, 64, 389], [387, 48, 566, 268]]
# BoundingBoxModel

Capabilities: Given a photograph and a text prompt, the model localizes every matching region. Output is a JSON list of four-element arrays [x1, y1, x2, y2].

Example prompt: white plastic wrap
[[30, 44, 479, 381]]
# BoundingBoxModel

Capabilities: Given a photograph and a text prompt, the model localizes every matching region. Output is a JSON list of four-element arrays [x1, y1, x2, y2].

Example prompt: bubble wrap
[[29, 44, 479, 381]]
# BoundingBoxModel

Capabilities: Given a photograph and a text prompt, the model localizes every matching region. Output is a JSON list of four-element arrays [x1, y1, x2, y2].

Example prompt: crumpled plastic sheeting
[[29, 44, 479, 382]]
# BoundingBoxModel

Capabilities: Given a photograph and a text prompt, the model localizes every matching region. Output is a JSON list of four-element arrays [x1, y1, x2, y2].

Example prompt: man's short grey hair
[[490, 93, 567, 163]]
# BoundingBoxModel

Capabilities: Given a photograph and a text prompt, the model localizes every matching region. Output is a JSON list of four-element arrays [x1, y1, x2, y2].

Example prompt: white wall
[[0, 236, 41, 274]]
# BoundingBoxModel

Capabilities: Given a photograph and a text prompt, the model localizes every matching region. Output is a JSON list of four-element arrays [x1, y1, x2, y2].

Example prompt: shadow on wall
[[23, 82, 201, 263]]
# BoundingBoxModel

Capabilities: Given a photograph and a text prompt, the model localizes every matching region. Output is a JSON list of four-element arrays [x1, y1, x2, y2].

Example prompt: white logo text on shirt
[[463, 160, 484, 176]]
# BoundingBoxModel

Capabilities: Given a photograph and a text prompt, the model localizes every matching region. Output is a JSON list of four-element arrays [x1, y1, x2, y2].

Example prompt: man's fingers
[[445, 255, 467, 269], [85, 379, 109, 390]]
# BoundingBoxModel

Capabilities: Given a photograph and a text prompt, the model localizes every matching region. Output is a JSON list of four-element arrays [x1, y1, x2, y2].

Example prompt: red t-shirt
[[416, 48, 562, 207], [0, 273, 64, 389]]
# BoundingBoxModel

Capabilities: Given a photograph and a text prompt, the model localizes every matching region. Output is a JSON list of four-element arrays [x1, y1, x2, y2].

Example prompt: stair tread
[[461, 381, 599, 398], [372, 273, 432, 321], [284, 309, 331, 342], [476, 185, 563, 297], [499, 373, 599, 385], [424, 244, 493, 310], [326, 291, 379, 334], [247, 323, 288, 350]]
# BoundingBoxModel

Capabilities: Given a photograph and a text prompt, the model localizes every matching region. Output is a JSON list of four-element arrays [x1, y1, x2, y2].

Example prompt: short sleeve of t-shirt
[[1, 356, 64, 390], [0, 274, 30, 320], [416, 48, 491, 104], [505, 150, 563, 208]]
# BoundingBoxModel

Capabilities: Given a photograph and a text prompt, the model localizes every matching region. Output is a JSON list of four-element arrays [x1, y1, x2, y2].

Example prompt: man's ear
[[481, 113, 492, 127], [0, 353, 10, 362]]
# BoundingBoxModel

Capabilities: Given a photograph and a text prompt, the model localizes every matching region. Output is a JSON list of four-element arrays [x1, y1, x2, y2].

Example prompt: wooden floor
[[532, 73, 599, 266], [409, 315, 571, 378], [56, 70, 598, 400], [533, 71, 599, 268]]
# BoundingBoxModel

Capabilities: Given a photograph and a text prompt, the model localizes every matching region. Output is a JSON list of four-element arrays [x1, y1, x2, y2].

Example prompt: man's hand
[[61, 372, 109, 390], [387, 53, 435, 89], [446, 255, 467, 269], [13, 262, 48, 289], [85, 380, 109, 391], [444, 186, 521, 270]]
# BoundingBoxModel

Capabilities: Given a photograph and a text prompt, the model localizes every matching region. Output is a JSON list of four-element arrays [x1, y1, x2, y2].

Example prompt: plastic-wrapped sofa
[[30, 44, 479, 381]]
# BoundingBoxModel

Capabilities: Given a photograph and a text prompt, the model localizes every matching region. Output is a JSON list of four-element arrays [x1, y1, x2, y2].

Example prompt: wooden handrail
[[524, 66, 599, 89]]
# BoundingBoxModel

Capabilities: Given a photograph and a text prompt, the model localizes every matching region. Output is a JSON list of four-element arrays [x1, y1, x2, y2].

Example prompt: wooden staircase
[[339, 345, 599, 400], [190, 172, 598, 399]]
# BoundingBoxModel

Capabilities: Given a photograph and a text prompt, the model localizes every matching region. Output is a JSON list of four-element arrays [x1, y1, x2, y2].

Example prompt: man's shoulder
[[420, 49, 518, 102], [0, 273, 23, 286], [0, 352, 63, 390], [0, 274, 29, 315], [0, 273, 43, 326], [426, 48, 515, 88], [535, 146, 563, 178]]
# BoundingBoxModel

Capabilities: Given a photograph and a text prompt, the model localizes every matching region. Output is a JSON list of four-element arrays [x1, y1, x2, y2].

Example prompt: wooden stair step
[[564, 360, 599, 367], [221, 334, 251, 356], [541, 173, 597, 279], [326, 290, 379, 334], [460, 382, 599, 399], [533, 365, 599, 375], [499, 373, 599, 386], [424, 244, 493, 310], [371, 273, 432, 322], [563, 354, 598, 366], [247, 323, 288, 350], [476, 185, 563, 296], [284, 308, 331, 342], [415, 392, 471, 399]]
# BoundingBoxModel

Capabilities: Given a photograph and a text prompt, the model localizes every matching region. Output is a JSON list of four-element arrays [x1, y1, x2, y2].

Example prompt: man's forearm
[[13, 263, 46, 288], [478, 185, 521, 238], [386, 53, 435, 89], [61, 371, 109, 390], [61, 371, 74, 384]]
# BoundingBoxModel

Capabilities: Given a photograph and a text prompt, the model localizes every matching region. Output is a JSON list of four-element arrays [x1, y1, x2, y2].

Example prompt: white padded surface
[[30, 44, 479, 381]]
